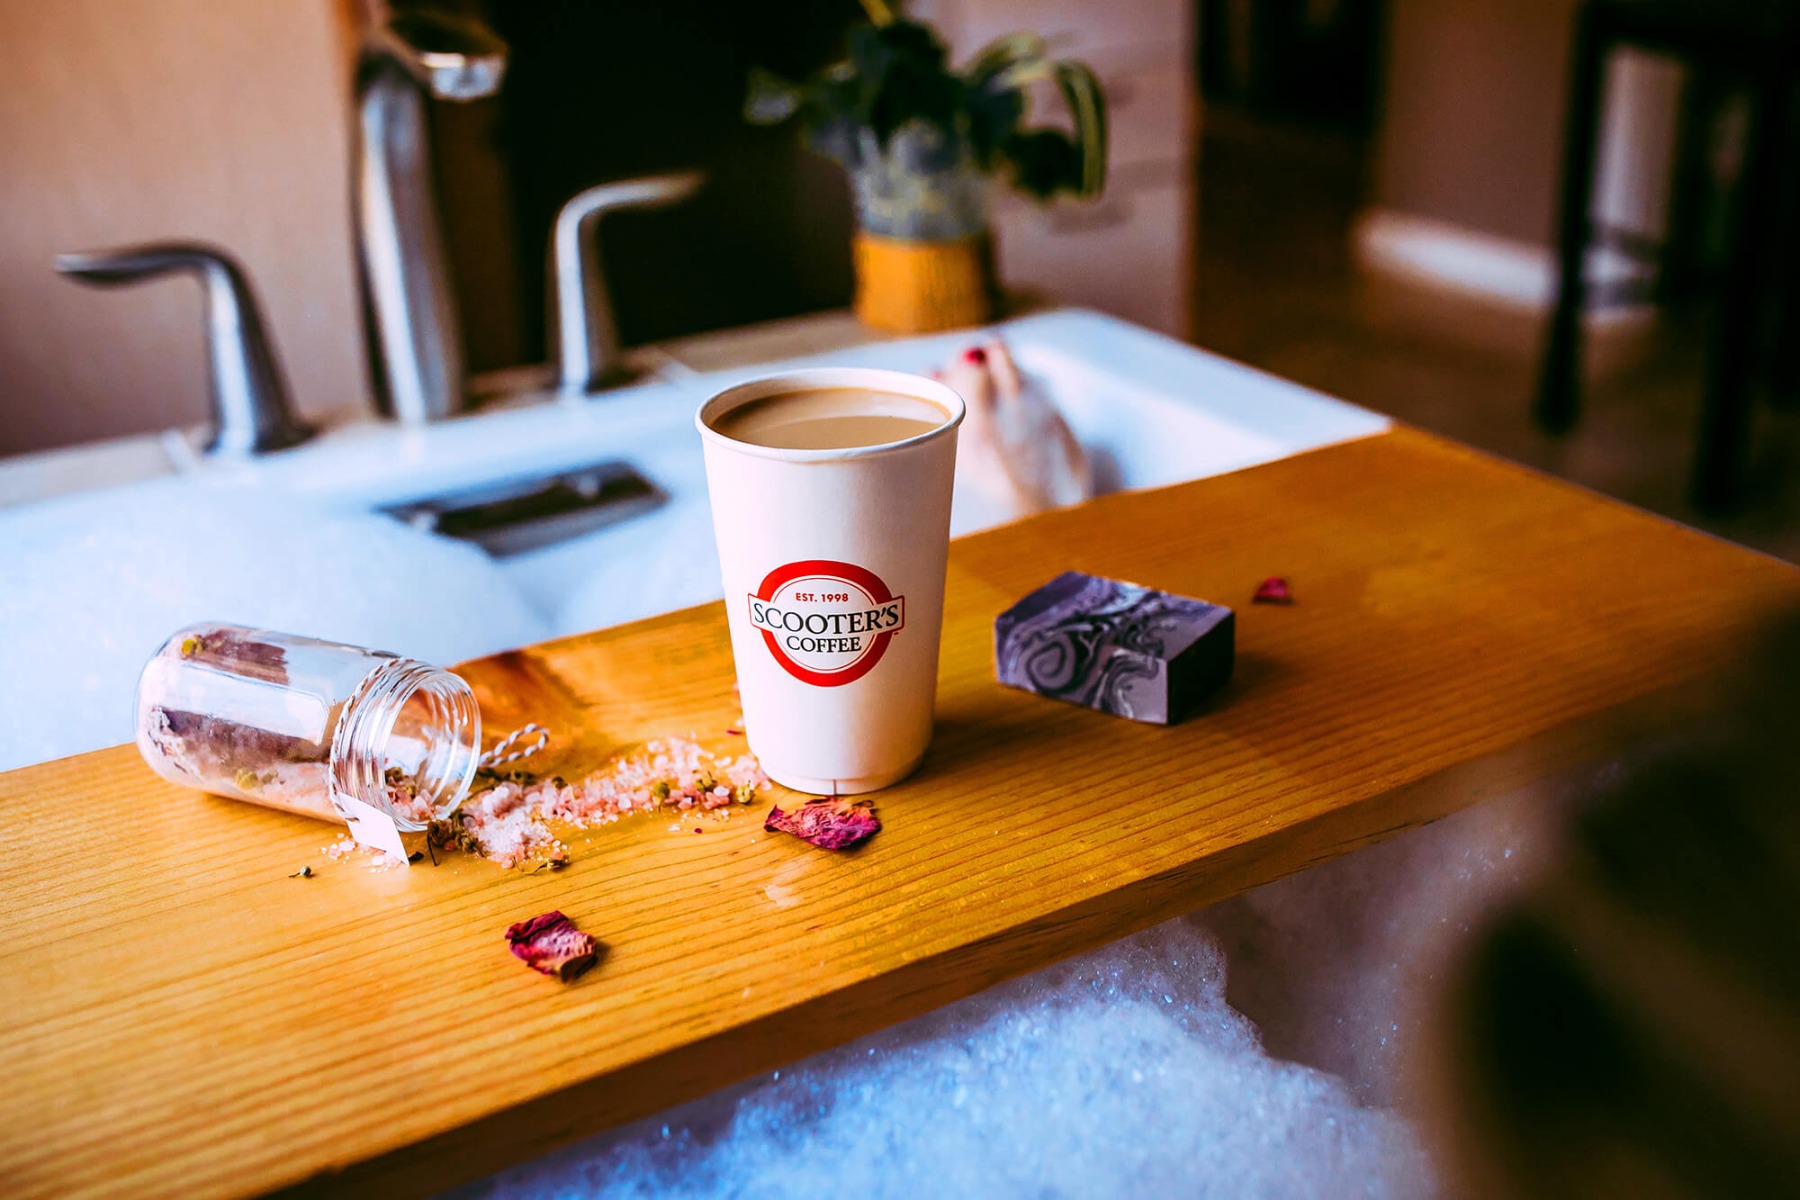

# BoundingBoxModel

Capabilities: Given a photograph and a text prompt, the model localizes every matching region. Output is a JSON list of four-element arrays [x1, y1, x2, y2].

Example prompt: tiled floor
[[1190, 111, 1800, 564]]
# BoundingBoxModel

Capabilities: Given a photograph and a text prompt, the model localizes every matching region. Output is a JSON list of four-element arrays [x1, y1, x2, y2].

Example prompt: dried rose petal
[[764, 798, 881, 850], [504, 910, 598, 982], [1252, 576, 1294, 605]]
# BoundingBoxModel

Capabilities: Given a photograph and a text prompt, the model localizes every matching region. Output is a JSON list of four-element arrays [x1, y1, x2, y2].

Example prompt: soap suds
[[457, 778, 1577, 1198], [0, 487, 549, 772], [459, 918, 1434, 1200]]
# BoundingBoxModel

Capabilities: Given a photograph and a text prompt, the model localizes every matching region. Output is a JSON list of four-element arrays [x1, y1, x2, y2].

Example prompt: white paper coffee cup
[[696, 368, 966, 795]]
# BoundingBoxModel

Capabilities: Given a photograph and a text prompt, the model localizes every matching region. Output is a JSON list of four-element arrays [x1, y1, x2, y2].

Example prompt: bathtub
[[4, 308, 1500, 1197], [0, 309, 1387, 771]]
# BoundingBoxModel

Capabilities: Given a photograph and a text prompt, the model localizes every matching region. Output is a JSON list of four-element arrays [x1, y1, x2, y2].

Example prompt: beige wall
[[0, 0, 364, 456], [1373, 0, 1579, 248]]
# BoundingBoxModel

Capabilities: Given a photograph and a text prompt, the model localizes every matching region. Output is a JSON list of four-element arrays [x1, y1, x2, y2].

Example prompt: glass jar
[[135, 623, 480, 832]]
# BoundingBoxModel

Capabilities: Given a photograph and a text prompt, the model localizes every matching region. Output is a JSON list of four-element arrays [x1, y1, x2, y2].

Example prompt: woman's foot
[[936, 339, 1092, 521]]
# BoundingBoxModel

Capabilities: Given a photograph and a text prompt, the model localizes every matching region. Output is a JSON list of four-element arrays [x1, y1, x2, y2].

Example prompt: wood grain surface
[[3, 428, 1796, 1198]]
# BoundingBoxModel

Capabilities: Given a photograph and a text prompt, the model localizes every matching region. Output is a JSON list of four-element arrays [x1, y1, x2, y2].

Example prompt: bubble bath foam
[[463, 783, 1562, 1199]]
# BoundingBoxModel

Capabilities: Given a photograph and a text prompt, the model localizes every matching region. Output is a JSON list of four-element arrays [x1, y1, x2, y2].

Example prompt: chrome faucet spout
[[354, 8, 507, 425], [550, 173, 704, 394], [55, 242, 312, 457]]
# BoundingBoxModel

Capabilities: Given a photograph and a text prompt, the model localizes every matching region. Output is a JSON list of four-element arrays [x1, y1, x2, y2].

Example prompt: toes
[[941, 345, 995, 420], [985, 340, 1024, 404]]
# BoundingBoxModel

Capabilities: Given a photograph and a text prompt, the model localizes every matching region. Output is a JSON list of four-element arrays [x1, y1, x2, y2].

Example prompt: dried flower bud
[[764, 797, 881, 850], [504, 911, 598, 982], [1252, 576, 1294, 605]]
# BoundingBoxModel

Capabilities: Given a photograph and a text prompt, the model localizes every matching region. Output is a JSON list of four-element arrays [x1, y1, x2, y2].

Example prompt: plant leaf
[[744, 15, 1107, 202], [964, 32, 1047, 89], [964, 81, 1024, 168], [1053, 59, 1108, 198], [744, 67, 802, 125], [800, 67, 865, 166], [870, 64, 963, 148], [858, 0, 896, 25], [1003, 129, 1081, 200], [849, 19, 956, 147]]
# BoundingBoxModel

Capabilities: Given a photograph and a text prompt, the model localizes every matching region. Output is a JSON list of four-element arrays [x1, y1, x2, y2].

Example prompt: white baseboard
[[1353, 209, 1656, 325]]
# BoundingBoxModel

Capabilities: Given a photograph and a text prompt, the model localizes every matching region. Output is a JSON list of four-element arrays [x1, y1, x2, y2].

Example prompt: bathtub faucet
[[549, 173, 704, 394], [55, 242, 313, 457], [355, 6, 507, 424]]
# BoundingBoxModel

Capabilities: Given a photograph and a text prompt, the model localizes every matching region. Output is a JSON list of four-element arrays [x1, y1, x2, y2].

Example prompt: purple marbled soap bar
[[994, 571, 1234, 725]]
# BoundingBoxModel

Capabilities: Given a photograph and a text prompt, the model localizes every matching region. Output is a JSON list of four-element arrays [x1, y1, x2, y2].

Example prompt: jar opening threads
[[330, 657, 481, 832]]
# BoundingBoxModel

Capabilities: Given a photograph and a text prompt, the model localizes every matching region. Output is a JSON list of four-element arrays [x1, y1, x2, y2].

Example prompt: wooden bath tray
[[4, 428, 1797, 1198]]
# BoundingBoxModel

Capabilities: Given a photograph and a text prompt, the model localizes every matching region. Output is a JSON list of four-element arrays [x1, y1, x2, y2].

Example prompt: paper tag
[[332, 788, 409, 865]]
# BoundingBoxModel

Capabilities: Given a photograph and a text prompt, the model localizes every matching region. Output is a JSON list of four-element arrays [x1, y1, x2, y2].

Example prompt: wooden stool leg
[[1765, 86, 1800, 409], [1536, 5, 1608, 434], [1658, 66, 1724, 308], [1694, 81, 1782, 515]]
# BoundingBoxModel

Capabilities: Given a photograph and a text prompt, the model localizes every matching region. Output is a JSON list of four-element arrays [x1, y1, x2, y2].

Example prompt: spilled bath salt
[[433, 737, 769, 869], [458, 919, 1434, 1200]]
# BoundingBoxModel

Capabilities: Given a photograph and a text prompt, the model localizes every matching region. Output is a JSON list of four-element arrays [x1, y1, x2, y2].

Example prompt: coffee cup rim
[[695, 368, 966, 463]]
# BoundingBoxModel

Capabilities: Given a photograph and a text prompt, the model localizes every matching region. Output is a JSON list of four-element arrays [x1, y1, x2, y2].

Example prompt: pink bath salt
[[390, 791, 434, 824], [380, 735, 775, 870], [764, 797, 881, 850], [452, 779, 561, 868], [505, 910, 598, 982], [380, 765, 440, 824], [486, 785, 526, 818]]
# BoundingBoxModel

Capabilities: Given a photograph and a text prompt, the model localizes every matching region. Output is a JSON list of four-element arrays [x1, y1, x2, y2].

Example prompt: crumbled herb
[[694, 772, 718, 793], [649, 780, 672, 802], [384, 765, 421, 799], [428, 817, 486, 857], [289, 865, 313, 878], [525, 848, 571, 874]]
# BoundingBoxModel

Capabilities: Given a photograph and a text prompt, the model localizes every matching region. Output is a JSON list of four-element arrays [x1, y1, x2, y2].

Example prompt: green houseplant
[[746, 0, 1107, 331]]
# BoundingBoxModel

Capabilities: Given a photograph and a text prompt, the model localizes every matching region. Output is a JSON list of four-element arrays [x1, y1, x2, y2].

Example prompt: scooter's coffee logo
[[748, 559, 905, 687]]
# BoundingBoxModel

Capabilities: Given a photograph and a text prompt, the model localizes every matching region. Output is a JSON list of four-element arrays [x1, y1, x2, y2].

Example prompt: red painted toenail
[[964, 346, 987, 365]]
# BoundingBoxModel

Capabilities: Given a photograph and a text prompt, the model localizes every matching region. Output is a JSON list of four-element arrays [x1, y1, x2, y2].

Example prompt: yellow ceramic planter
[[852, 230, 994, 333]]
